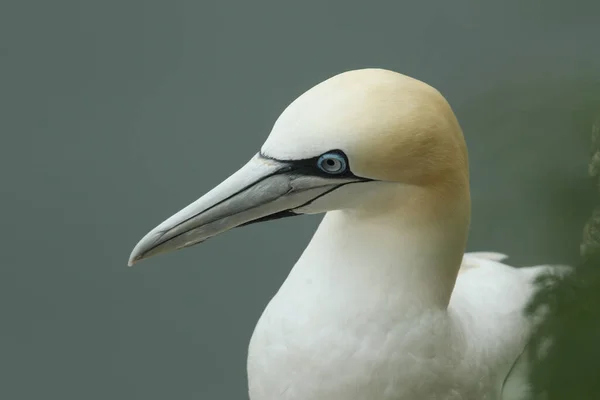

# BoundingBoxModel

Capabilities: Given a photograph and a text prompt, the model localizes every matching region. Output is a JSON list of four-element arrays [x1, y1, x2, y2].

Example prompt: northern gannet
[[128, 69, 566, 400]]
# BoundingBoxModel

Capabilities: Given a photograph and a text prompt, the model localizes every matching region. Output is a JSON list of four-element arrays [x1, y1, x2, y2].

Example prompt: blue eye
[[317, 153, 347, 174]]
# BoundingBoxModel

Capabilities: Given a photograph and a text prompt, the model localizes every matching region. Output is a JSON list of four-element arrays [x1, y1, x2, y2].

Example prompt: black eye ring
[[317, 153, 347, 174]]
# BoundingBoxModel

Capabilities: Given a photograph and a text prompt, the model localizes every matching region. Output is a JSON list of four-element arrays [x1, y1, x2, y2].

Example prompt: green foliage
[[527, 117, 600, 399]]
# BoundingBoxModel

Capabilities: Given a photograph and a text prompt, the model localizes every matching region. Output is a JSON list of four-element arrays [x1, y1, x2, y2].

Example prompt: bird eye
[[317, 153, 347, 174]]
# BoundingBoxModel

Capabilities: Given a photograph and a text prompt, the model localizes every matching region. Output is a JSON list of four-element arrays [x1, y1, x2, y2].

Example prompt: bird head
[[128, 68, 470, 266]]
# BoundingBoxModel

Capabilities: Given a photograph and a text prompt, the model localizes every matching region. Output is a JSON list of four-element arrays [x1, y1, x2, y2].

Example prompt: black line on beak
[[239, 181, 355, 228], [239, 210, 299, 227], [152, 163, 291, 242]]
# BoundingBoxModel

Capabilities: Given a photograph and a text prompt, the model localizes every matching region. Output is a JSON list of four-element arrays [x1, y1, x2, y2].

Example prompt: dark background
[[2, 1, 600, 398]]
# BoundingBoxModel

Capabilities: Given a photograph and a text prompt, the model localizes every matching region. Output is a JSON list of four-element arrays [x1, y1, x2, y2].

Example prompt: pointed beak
[[128, 153, 357, 266]]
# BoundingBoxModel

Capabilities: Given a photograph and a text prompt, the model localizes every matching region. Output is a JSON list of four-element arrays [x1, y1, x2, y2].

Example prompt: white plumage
[[129, 68, 568, 399]]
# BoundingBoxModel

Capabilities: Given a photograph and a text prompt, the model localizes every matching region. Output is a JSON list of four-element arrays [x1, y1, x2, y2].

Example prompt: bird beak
[[128, 153, 359, 266]]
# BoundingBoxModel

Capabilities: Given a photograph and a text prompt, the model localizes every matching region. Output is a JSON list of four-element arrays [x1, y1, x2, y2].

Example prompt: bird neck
[[290, 185, 470, 314]]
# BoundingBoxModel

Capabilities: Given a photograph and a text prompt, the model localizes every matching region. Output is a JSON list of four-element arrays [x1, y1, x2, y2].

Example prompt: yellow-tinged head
[[263, 68, 468, 188]]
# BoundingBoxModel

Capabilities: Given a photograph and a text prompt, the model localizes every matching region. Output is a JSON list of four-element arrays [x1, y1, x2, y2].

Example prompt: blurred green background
[[2, 0, 599, 399]]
